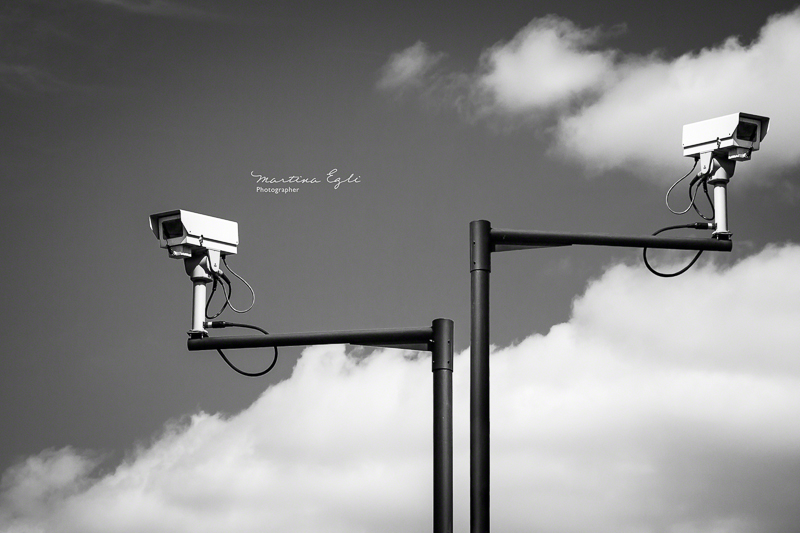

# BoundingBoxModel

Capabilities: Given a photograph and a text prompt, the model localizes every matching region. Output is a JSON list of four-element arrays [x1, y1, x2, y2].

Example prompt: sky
[[2, 1, 800, 532]]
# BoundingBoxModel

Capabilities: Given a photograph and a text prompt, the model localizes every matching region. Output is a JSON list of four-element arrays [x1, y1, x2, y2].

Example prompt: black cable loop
[[690, 175, 715, 221], [213, 322, 279, 377], [642, 224, 708, 278], [205, 275, 229, 319], [221, 256, 255, 313], [665, 158, 700, 215]]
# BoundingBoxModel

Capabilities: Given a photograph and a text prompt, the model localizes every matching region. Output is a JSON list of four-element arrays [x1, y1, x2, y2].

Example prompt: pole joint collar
[[470, 220, 492, 272]]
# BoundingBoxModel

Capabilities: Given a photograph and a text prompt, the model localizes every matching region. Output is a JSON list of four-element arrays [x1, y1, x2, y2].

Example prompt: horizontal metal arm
[[491, 229, 732, 252], [188, 326, 434, 352]]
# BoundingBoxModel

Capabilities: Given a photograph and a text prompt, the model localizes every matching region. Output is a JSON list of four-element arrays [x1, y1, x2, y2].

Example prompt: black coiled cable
[[643, 223, 713, 278]]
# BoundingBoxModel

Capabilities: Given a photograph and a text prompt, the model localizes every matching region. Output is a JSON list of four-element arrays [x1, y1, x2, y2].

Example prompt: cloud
[[380, 8, 800, 180], [0, 448, 101, 525], [552, 8, 800, 178], [475, 16, 618, 112], [376, 41, 446, 92], [3, 245, 800, 532]]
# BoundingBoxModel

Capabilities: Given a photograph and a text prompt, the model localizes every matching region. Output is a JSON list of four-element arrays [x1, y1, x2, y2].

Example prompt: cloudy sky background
[[2, 1, 800, 532]]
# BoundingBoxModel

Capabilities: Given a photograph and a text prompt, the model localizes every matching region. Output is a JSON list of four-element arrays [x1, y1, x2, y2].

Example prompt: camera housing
[[683, 112, 769, 162], [680, 112, 770, 240], [149, 209, 238, 259], [150, 210, 240, 337]]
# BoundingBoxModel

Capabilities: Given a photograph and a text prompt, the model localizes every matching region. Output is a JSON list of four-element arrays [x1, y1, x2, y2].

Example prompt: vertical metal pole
[[185, 255, 212, 337], [432, 318, 454, 533], [709, 157, 734, 239], [470, 220, 491, 533], [191, 280, 207, 334]]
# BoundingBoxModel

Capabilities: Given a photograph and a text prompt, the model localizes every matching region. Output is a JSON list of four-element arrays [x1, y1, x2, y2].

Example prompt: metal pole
[[188, 321, 452, 533], [468, 221, 731, 533], [432, 318, 454, 533], [191, 280, 207, 334], [491, 229, 733, 251], [713, 182, 729, 234], [187, 327, 432, 351], [470, 220, 491, 533], [468, 220, 735, 533]]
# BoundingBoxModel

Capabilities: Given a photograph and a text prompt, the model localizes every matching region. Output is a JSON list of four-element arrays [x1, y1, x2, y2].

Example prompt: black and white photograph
[[2, 1, 800, 532]]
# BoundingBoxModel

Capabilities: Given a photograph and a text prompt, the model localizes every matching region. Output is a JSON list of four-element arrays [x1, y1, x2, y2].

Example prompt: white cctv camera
[[681, 112, 770, 239], [149, 209, 238, 259], [683, 112, 769, 175], [150, 210, 239, 337], [683, 112, 769, 161]]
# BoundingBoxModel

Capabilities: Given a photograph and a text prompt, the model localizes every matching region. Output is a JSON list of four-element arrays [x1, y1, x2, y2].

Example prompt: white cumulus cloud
[[476, 16, 617, 112], [553, 8, 800, 178], [380, 8, 800, 181], [377, 41, 445, 91], [3, 246, 800, 532]]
